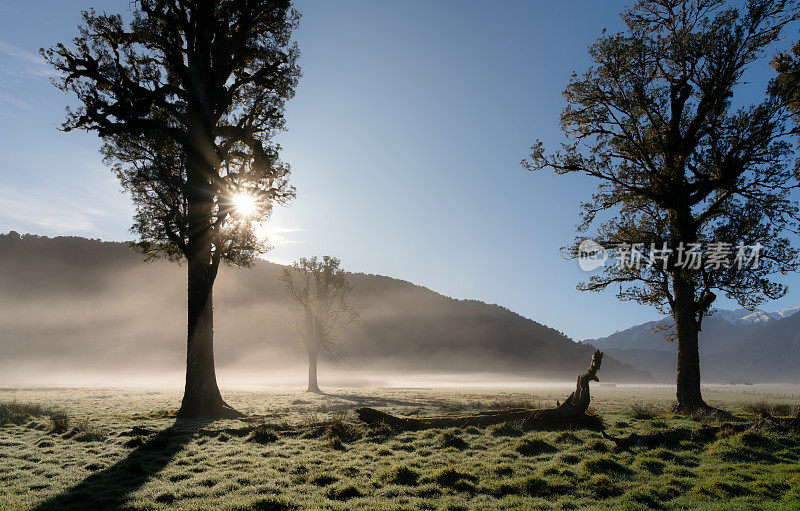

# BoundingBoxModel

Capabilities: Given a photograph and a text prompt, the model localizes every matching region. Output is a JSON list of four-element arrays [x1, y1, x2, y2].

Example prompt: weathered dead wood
[[356, 350, 606, 431]]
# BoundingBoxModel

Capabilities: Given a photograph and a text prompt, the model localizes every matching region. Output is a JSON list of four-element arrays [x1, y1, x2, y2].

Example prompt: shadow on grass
[[32, 419, 209, 511], [326, 392, 427, 408]]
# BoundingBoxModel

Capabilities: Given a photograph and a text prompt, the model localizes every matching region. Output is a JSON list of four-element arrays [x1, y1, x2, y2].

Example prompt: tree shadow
[[325, 392, 426, 408], [32, 419, 210, 511]]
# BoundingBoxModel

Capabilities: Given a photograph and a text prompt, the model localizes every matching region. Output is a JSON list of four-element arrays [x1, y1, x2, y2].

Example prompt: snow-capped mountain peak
[[773, 305, 800, 318], [711, 305, 800, 325]]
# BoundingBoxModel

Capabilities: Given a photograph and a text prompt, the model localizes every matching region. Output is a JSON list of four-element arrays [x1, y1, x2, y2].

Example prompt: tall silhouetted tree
[[773, 31, 800, 129], [524, 0, 800, 412], [280, 257, 360, 393], [44, 1, 301, 418]]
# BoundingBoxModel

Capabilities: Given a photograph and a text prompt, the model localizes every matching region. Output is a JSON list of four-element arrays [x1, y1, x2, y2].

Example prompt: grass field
[[1, 385, 800, 510]]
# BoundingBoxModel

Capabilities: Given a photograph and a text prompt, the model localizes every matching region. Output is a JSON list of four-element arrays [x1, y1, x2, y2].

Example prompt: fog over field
[[0, 233, 650, 387]]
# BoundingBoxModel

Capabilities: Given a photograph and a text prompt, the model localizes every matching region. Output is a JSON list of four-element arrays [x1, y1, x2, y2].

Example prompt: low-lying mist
[[0, 234, 651, 386]]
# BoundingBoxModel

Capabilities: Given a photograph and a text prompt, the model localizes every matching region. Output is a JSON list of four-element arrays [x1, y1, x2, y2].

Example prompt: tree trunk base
[[176, 398, 244, 419], [357, 350, 605, 432], [306, 387, 324, 394], [671, 401, 730, 419]]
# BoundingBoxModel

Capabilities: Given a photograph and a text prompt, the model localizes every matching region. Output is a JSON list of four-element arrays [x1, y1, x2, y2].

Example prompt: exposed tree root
[[356, 350, 606, 431]]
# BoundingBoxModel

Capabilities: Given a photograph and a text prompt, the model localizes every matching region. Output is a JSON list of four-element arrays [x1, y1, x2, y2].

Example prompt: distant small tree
[[524, 0, 800, 412], [44, 1, 301, 418], [279, 256, 360, 393]]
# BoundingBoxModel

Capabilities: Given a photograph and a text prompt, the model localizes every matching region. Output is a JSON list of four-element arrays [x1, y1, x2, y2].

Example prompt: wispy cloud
[[0, 186, 97, 232], [0, 91, 33, 110], [255, 224, 305, 247], [0, 39, 54, 78]]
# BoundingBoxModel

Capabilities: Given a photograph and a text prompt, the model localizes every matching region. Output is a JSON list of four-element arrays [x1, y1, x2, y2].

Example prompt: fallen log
[[356, 350, 606, 431]]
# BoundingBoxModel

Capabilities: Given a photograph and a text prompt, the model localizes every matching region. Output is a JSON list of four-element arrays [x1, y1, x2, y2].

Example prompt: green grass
[[0, 386, 799, 510]]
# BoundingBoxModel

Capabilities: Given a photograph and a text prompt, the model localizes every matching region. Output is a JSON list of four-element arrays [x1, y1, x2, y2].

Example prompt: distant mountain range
[[584, 305, 800, 383], [710, 306, 800, 325], [0, 233, 649, 384]]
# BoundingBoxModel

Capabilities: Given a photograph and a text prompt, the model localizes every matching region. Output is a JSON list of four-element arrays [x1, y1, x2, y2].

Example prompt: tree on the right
[[525, 0, 800, 413]]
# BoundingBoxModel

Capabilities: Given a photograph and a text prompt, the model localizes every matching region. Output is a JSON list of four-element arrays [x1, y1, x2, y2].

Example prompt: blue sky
[[0, 0, 798, 340]]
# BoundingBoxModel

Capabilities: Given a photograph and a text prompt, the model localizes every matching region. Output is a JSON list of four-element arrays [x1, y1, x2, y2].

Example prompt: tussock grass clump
[[323, 420, 361, 450], [381, 465, 420, 486], [637, 457, 666, 475], [488, 421, 523, 437], [539, 465, 560, 476], [554, 431, 581, 444], [365, 422, 393, 442], [628, 402, 659, 420], [584, 438, 609, 452], [580, 455, 632, 476], [326, 420, 361, 443], [71, 419, 107, 442], [515, 437, 556, 456], [522, 475, 562, 497], [326, 436, 345, 451], [325, 484, 363, 501], [155, 493, 176, 504], [430, 467, 479, 492], [439, 430, 468, 449], [590, 474, 622, 498], [620, 488, 664, 509], [248, 424, 279, 444], [479, 479, 521, 497], [494, 465, 514, 476], [413, 483, 443, 498], [309, 474, 338, 486], [743, 401, 799, 417], [0, 401, 55, 426], [480, 475, 566, 498], [685, 406, 730, 422], [650, 448, 678, 462], [694, 479, 751, 499], [559, 453, 581, 464], [708, 429, 776, 463], [49, 412, 71, 434], [747, 480, 790, 499]]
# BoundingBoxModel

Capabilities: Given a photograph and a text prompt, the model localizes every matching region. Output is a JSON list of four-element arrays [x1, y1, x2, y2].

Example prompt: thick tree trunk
[[307, 348, 322, 393], [357, 350, 605, 431], [177, 151, 241, 419], [177, 254, 241, 418], [672, 274, 708, 413]]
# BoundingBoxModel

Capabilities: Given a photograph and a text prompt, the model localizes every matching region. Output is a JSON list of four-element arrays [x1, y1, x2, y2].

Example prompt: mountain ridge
[[584, 307, 800, 383]]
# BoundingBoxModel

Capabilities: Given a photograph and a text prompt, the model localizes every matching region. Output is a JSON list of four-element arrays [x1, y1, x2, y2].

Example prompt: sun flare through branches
[[232, 192, 258, 218]]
